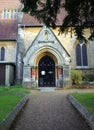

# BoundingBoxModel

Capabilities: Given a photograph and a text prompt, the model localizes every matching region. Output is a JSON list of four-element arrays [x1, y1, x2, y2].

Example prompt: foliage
[[60, 0, 94, 40], [21, 0, 94, 39], [72, 93, 94, 114], [71, 69, 82, 85], [21, 0, 61, 28], [82, 74, 94, 82]]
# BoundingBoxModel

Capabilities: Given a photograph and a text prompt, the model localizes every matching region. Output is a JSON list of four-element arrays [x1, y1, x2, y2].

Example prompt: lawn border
[[67, 94, 94, 130], [0, 93, 28, 130]]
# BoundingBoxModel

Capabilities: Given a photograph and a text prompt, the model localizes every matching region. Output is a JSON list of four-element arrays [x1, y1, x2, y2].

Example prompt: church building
[[0, 0, 94, 88]]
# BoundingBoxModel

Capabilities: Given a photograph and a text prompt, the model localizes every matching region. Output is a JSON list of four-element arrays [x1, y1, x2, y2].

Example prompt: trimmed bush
[[71, 69, 82, 85]]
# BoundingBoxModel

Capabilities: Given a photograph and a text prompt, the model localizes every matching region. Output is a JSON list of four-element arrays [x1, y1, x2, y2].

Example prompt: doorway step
[[38, 87, 56, 92]]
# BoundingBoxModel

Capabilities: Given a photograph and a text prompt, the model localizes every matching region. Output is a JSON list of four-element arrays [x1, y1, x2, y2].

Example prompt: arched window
[[1, 47, 5, 61], [82, 44, 88, 66], [76, 40, 88, 67], [3, 10, 7, 19], [14, 10, 17, 18], [10, 10, 14, 18], [7, 10, 10, 18]]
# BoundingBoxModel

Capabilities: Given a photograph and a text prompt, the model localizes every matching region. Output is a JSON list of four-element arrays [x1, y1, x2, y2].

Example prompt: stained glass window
[[76, 41, 88, 67]]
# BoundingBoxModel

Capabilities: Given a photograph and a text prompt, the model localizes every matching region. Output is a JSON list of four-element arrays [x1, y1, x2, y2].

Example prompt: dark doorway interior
[[0, 64, 5, 85], [38, 55, 55, 87]]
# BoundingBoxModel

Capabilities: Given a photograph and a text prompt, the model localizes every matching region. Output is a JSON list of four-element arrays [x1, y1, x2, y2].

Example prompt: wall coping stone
[[0, 93, 28, 130], [67, 94, 94, 130]]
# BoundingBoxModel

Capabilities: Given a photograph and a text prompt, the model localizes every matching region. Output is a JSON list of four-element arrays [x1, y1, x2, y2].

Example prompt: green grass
[[72, 93, 94, 114], [0, 85, 29, 122]]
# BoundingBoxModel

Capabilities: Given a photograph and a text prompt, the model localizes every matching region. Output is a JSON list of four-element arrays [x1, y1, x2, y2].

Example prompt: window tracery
[[76, 40, 88, 67]]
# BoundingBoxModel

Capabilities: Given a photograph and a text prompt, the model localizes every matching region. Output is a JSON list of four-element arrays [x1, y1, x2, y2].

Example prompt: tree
[[21, 0, 94, 40]]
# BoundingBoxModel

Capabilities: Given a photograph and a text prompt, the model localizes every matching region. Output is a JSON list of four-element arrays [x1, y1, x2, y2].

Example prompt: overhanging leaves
[[21, 0, 94, 39]]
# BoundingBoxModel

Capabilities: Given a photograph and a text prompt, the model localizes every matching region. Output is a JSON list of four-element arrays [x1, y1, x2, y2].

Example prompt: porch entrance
[[38, 55, 55, 87]]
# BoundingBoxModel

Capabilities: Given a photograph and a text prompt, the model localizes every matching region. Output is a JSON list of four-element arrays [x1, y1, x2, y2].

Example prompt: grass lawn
[[72, 93, 94, 114], [0, 85, 29, 122]]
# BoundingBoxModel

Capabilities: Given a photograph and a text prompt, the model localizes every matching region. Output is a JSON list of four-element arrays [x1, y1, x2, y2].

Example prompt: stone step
[[39, 87, 56, 92]]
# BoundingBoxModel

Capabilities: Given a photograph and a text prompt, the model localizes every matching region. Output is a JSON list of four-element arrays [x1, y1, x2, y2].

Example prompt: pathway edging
[[0, 94, 28, 130], [67, 94, 94, 130]]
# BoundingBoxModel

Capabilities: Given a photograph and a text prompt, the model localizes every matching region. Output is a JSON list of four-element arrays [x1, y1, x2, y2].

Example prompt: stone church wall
[[0, 41, 16, 86], [18, 26, 42, 54], [5, 65, 15, 86], [88, 41, 94, 68], [0, 41, 16, 62]]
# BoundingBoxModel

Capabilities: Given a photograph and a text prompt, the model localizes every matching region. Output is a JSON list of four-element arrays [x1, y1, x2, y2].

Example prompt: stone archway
[[23, 47, 70, 88]]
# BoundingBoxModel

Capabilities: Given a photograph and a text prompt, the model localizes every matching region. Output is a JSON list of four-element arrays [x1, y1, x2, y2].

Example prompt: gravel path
[[10, 90, 91, 130]]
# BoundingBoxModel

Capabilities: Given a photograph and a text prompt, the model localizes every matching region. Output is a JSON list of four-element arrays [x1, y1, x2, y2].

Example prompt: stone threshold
[[0, 94, 28, 130], [37, 87, 56, 92], [67, 94, 94, 130]]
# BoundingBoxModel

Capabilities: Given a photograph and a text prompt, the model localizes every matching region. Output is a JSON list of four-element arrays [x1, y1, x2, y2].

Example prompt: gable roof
[[21, 13, 43, 26]]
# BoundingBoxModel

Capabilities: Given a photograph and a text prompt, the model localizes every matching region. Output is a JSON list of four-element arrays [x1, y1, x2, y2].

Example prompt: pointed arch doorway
[[38, 55, 55, 87]]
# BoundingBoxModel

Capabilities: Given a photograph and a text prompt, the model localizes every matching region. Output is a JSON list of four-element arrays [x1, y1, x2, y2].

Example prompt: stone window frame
[[75, 40, 88, 69], [1, 47, 5, 61]]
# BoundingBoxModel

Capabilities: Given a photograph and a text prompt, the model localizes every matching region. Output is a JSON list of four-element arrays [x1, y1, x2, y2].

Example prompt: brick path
[[10, 90, 91, 130]]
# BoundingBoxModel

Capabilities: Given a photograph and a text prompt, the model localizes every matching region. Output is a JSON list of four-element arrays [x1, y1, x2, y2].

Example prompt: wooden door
[[38, 56, 55, 87]]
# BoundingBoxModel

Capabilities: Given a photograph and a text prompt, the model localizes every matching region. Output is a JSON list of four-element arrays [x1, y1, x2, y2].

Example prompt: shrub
[[71, 69, 82, 85], [82, 74, 94, 82]]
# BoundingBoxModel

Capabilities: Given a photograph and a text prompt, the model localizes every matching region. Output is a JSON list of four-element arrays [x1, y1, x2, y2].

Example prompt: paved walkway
[[10, 89, 92, 130]]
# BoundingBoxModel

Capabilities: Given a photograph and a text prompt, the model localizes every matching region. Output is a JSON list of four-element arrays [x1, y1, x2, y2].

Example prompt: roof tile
[[0, 19, 18, 39]]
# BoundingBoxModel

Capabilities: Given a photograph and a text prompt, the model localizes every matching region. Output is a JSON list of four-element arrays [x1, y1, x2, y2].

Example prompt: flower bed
[[72, 85, 94, 89]]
